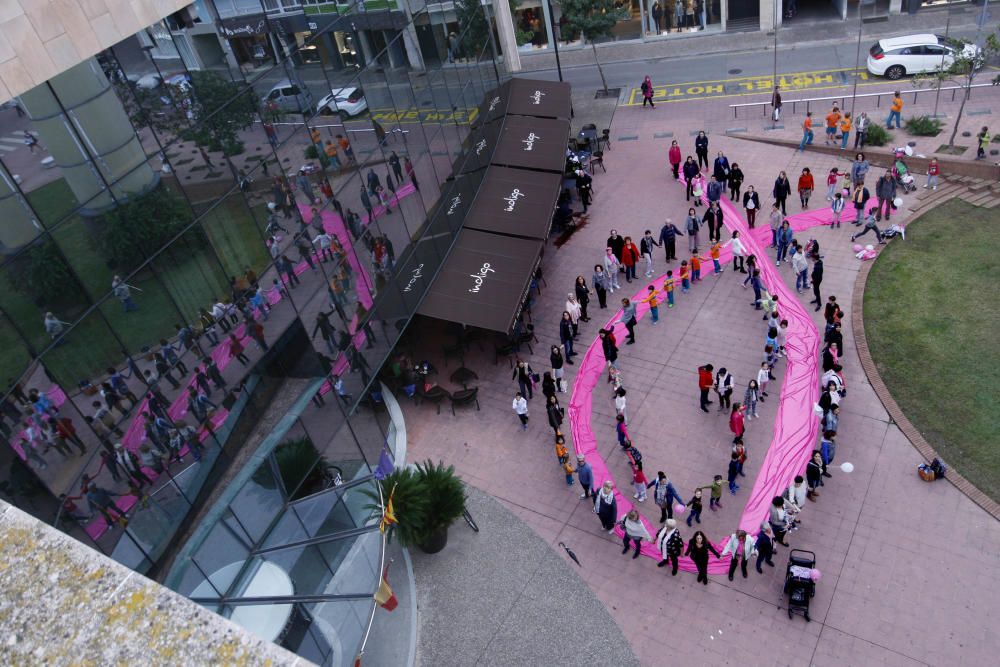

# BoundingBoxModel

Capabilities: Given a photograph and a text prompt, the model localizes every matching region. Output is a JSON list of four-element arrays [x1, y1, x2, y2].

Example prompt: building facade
[[0, 1, 505, 663]]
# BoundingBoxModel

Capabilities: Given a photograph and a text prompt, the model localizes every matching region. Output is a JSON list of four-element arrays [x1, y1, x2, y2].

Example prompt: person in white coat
[[721, 529, 757, 580], [565, 294, 583, 338], [512, 392, 529, 430], [727, 230, 747, 273]]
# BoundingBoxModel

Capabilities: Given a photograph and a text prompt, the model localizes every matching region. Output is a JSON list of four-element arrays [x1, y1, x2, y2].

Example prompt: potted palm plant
[[368, 460, 466, 554]]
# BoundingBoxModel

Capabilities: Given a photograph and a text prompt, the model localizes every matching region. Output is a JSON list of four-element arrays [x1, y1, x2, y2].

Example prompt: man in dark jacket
[[755, 524, 776, 573], [658, 219, 684, 262], [600, 329, 618, 369], [706, 175, 723, 206], [874, 170, 896, 221], [810, 258, 824, 311], [606, 230, 625, 261]]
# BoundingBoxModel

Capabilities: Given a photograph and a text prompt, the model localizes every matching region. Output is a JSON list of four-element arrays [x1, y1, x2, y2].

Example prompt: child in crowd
[[686, 488, 704, 526], [743, 379, 760, 420], [831, 191, 845, 228], [778, 319, 789, 357], [663, 271, 676, 307], [641, 285, 661, 325], [733, 438, 747, 477], [691, 172, 705, 206], [757, 361, 771, 399], [820, 431, 836, 477], [555, 435, 574, 486], [764, 344, 779, 380], [616, 414, 629, 448], [632, 462, 648, 501], [925, 157, 940, 190], [614, 387, 627, 423], [707, 242, 723, 275], [701, 475, 724, 511], [679, 260, 691, 293], [727, 452, 741, 494], [626, 442, 643, 471], [690, 254, 702, 282], [826, 167, 842, 201]]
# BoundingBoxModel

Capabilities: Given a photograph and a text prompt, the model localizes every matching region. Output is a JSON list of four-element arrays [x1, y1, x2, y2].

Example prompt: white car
[[317, 87, 368, 119], [867, 34, 982, 80]]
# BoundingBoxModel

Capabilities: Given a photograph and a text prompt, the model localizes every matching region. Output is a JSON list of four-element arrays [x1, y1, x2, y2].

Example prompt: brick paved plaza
[[404, 96, 1000, 665]]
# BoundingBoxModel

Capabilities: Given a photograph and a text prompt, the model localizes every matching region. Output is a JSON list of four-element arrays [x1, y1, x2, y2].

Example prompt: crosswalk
[[0, 131, 38, 153]]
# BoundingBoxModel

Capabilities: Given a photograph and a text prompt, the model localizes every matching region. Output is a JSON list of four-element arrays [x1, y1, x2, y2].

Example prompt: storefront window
[[645, 0, 722, 37], [514, 1, 551, 51]]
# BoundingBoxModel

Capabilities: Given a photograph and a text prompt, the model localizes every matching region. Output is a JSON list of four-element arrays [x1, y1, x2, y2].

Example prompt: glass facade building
[[0, 1, 505, 663]]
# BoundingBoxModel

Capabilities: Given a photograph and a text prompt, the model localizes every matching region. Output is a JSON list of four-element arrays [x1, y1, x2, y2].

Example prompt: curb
[[851, 221, 1000, 521]]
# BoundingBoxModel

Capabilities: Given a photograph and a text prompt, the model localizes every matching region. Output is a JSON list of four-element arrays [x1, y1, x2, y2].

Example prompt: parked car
[[317, 87, 368, 119], [262, 79, 314, 114], [867, 34, 983, 80]]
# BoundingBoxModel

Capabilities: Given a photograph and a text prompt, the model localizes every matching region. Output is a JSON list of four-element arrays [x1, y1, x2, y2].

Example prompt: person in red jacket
[[228, 333, 250, 366], [668, 140, 682, 181], [729, 403, 746, 443], [698, 364, 714, 413], [621, 236, 640, 283]]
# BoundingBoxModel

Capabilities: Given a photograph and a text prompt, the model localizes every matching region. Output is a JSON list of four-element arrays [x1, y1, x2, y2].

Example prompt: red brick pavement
[[403, 101, 1000, 665]]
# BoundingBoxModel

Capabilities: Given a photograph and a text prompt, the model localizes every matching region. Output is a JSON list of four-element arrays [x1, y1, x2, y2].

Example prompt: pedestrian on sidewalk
[[925, 158, 940, 189], [686, 531, 721, 585], [792, 244, 809, 292], [722, 529, 756, 581], [776, 221, 793, 266], [565, 294, 583, 337], [743, 186, 760, 228], [886, 91, 903, 129], [575, 275, 592, 321], [773, 172, 791, 216], [594, 481, 618, 533], [679, 260, 691, 293], [806, 450, 824, 500], [797, 168, 814, 209], [112, 276, 138, 312], [656, 519, 685, 574], [621, 510, 653, 558], [743, 379, 760, 419], [771, 85, 782, 122], [658, 218, 684, 264], [641, 75, 655, 108], [698, 363, 714, 412], [824, 105, 841, 145], [831, 192, 845, 228], [546, 395, 564, 434], [389, 151, 403, 182], [621, 237, 640, 283], [851, 212, 885, 245], [728, 162, 744, 201], [615, 387, 627, 422], [668, 140, 682, 180], [631, 462, 648, 501], [404, 156, 418, 190], [685, 208, 701, 253], [755, 524, 776, 572], [559, 312, 576, 360], [602, 248, 622, 291], [601, 328, 619, 372], [874, 171, 896, 221], [576, 169, 593, 211], [729, 402, 746, 443], [715, 367, 734, 411], [695, 131, 709, 170], [685, 488, 704, 526], [618, 298, 637, 344], [851, 184, 870, 224], [703, 200, 723, 244], [712, 152, 730, 184], [683, 156, 700, 200], [977, 127, 991, 159], [825, 167, 842, 201], [691, 172, 705, 207], [592, 264, 610, 309], [640, 230, 660, 277], [513, 359, 535, 399], [228, 333, 250, 366], [641, 285, 661, 324], [576, 454, 594, 498], [854, 111, 869, 148], [799, 112, 814, 151], [839, 112, 853, 150], [512, 392, 529, 430], [727, 452, 741, 494], [851, 152, 870, 185], [649, 472, 684, 522]]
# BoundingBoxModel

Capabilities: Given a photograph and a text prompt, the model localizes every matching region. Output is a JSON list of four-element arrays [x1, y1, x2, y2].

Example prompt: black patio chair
[[449, 387, 480, 416], [417, 384, 450, 414]]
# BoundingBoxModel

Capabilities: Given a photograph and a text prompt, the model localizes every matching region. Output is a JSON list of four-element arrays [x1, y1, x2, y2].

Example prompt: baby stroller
[[892, 147, 917, 193], [784, 549, 816, 621]]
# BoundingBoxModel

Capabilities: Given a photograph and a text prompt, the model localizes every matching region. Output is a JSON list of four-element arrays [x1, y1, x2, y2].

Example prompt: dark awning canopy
[[491, 115, 571, 174], [473, 78, 572, 127], [462, 166, 561, 240], [417, 229, 543, 333]]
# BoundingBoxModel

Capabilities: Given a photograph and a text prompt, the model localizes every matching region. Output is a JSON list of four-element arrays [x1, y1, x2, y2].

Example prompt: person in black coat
[[695, 131, 709, 169], [810, 258, 824, 311], [606, 230, 625, 261], [683, 157, 700, 201], [685, 530, 722, 585], [728, 163, 744, 201], [559, 312, 576, 361], [755, 524, 776, 573], [574, 276, 591, 322], [575, 170, 593, 212], [600, 329, 618, 368], [825, 323, 843, 352], [702, 202, 723, 244], [773, 172, 792, 215], [546, 395, 564, 434], [742, 187, 761, 228]]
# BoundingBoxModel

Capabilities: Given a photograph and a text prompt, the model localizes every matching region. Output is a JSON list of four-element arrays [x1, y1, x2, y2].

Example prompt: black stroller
[[784, 549, 816, 621]]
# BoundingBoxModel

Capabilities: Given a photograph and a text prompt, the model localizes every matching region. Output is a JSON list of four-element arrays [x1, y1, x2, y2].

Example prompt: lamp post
[[849, 0, 865, 119], [545, 0, 564, 82]]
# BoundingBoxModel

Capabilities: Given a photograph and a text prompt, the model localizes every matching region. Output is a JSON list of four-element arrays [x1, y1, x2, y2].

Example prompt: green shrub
[[6, 237, 78, 308], [270, 436, 329, 500], [365, 459, 465, 547], [865, 124, 892, 147], [304, 144, 319, 160], [905, 115, 944, 137]]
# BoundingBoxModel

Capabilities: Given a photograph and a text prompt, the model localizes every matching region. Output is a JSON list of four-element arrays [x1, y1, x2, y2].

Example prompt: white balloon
[[893, 197, 903, 208], [840, 462, 855, 473], [904, 146, 914, 156]]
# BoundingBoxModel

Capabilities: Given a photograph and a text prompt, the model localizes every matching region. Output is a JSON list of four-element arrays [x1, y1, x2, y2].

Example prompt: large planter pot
[[417, 525, 449, 554]]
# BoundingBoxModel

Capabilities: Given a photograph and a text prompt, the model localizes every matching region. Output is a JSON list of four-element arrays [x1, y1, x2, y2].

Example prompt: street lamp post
[[849, 0, 865, 119], [545, 0, 564, 82]]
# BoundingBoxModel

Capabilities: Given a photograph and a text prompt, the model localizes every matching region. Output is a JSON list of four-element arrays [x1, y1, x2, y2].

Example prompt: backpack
[[641, 81, 649, 94]]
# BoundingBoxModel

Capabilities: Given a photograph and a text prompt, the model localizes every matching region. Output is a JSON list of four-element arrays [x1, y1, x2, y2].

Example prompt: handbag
[[531, 372, 541, 383]]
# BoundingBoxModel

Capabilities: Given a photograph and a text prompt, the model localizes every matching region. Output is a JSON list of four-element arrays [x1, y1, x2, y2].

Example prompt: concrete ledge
[[0, 500, 306, 666], [851, 234, 1000, 521]]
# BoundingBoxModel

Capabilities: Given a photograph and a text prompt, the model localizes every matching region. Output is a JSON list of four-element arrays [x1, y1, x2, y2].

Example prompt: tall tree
[[913, 30, 999, 148], [456, 0, 533, 59], [557, 0, 627, 94]]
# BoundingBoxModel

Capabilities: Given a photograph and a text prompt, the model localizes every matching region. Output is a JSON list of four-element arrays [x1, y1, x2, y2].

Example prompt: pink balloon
[[810, 568, 822, 581], [674, 504, 686, 514], [852, 244, 863, 252]]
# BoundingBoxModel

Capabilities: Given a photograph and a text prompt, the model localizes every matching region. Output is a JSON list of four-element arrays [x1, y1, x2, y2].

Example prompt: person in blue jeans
[[727, 452, 741, 494], [685, 488, 704, 526], [775, 221, 793, 266], [798, 112, 814, 151], [886, 91, 903, 129], [750, 268, 763, 309]]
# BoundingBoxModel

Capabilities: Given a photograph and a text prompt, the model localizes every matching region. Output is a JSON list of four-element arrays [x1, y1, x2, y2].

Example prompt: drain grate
[[594, 88, 621, 99]]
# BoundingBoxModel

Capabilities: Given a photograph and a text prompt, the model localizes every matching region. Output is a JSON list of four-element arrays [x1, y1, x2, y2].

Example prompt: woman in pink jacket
[[729, 402, 746, 443], [668, 140, 682, 181]]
